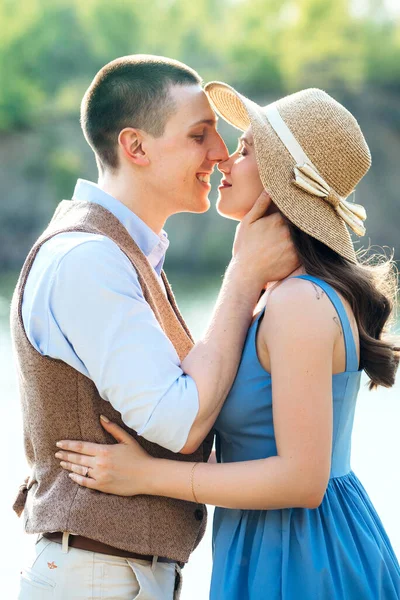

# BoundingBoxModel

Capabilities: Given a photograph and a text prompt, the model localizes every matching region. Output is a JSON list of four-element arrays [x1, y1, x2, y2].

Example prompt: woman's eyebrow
[[239, 135, 253, 146]]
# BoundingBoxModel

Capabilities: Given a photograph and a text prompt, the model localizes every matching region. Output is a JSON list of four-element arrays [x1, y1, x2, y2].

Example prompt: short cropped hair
[[81, 55, 202, 170]]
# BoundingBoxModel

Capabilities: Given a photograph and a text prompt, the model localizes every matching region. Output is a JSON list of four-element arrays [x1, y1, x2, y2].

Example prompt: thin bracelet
[[190, 462, 200, 504]]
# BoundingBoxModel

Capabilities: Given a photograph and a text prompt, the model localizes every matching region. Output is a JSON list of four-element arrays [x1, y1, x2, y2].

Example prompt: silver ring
[[84, 467, 90, 478]]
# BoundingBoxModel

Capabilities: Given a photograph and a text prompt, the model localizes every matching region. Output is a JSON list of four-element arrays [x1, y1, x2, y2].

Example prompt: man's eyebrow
[[189, 117, 219, 128], [239, 135, 253, 146]]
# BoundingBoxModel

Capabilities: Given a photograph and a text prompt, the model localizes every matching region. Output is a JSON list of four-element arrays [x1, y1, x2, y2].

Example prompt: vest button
[[194, 509, 204, 521]]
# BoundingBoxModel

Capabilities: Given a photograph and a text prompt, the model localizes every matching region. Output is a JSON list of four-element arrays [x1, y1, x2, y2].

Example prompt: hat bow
[[293, 163, 367, 236]]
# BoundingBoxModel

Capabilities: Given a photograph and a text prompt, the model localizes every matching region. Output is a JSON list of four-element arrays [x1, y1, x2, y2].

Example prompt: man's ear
[[118, 128, 150, 166]]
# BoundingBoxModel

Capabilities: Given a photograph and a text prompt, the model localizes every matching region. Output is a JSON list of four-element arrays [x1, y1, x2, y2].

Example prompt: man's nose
[[207, 132, 229, 163]]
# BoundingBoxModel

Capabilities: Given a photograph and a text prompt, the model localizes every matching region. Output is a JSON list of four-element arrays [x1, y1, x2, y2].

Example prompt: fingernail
[[56, 442, 62, 447], [55, 452, 62, 458], [100, 414, 110, 423]]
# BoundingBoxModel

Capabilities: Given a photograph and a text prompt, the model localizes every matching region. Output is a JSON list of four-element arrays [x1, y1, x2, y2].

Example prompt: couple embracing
[[12, 55, 400, 599]]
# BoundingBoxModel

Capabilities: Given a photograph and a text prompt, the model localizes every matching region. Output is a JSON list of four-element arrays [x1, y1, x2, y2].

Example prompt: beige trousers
[[18, 535, 182, 599]]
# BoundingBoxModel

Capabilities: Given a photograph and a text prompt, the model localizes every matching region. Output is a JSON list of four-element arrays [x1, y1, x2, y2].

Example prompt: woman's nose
[[218, 154, 234, 174]]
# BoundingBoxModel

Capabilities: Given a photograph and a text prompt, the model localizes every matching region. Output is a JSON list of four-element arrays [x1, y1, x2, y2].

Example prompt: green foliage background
[[1, 0, 399, 271]]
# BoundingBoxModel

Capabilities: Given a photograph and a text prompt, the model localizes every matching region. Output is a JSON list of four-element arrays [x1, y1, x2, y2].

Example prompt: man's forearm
[[180, 259, 261, 453], [179, 192, 296, 454]]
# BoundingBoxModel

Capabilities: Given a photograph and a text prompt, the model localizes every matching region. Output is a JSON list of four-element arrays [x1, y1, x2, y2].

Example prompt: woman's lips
[[218, 179, 232, 190]]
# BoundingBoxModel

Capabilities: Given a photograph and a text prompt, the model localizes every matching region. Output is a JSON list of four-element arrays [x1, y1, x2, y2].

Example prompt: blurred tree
[[216, 0, 288, 92], [360, 0, 400, 90], [76, 0, 144, 63], [1, 0, 400, 131], [279, 0, 365, 90], [0, 0, 44, 128]]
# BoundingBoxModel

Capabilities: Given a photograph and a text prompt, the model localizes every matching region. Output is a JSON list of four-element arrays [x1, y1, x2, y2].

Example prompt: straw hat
[[204, 83, 372, 263]]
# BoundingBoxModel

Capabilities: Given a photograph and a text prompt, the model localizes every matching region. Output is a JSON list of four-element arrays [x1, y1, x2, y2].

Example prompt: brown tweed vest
[[10, 199, 213, 563]]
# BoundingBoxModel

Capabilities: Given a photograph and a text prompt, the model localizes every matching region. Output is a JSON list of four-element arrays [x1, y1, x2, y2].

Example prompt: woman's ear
[[118, 128, 150, 166]]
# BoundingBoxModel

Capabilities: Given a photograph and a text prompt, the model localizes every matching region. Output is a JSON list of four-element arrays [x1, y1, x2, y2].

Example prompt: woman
[[55, 84, 400, 599]]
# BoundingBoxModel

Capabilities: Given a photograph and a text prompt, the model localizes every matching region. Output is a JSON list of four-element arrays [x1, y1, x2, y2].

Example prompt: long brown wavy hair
[[285, 219, 400, 390]]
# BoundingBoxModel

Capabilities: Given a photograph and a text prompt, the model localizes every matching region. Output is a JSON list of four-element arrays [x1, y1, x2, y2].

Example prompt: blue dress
[[210, 275, 400, 600]]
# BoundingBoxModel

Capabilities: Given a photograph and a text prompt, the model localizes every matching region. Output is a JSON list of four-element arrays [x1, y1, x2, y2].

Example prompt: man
[[12, 55, 296, 599]]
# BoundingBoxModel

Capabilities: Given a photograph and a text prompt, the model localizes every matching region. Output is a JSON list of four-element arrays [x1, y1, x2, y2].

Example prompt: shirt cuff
[[136, 375, 199, 453]]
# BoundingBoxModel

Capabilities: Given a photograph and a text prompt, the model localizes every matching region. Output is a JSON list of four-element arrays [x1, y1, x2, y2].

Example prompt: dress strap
[[292, 275, 359, 372]]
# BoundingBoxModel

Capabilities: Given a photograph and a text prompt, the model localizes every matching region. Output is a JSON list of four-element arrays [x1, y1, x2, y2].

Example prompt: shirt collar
[[72, 179, 169, 274]]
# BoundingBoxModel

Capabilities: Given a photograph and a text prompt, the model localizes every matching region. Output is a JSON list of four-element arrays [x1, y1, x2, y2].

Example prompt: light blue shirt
[[22, 179, 199, 452]]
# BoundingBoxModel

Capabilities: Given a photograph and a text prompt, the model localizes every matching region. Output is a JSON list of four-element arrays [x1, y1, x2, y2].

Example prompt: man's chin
[[190, 195, 211, 214], [194, 203, 211, 215], [175, 196, 210, 215]]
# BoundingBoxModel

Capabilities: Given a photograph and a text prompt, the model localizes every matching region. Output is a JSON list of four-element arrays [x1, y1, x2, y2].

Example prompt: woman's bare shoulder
[[267, 276, 331, 309], [262, 276, 339, 339]]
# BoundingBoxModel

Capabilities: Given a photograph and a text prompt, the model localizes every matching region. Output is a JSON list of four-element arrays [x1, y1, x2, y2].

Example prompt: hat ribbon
[[293, 163, 366, 236], [264, 104, 367, 236]]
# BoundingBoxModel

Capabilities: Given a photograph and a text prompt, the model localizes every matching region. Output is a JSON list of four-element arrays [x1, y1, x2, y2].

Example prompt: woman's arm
[[56, 279, 337, 510]]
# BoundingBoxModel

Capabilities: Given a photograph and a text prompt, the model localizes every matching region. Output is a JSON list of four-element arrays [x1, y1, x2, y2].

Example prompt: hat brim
[[204, 81, 358, 264]]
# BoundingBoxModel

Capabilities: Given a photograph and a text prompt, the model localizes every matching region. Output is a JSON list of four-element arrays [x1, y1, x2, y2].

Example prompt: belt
[[42, 532, 180, 566]]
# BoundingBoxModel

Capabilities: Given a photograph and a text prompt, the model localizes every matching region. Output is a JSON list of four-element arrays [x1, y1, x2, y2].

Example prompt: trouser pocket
[[19, 567, 56, 598], [127, 558, 177, 600], [18, 538, 56, 598]]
